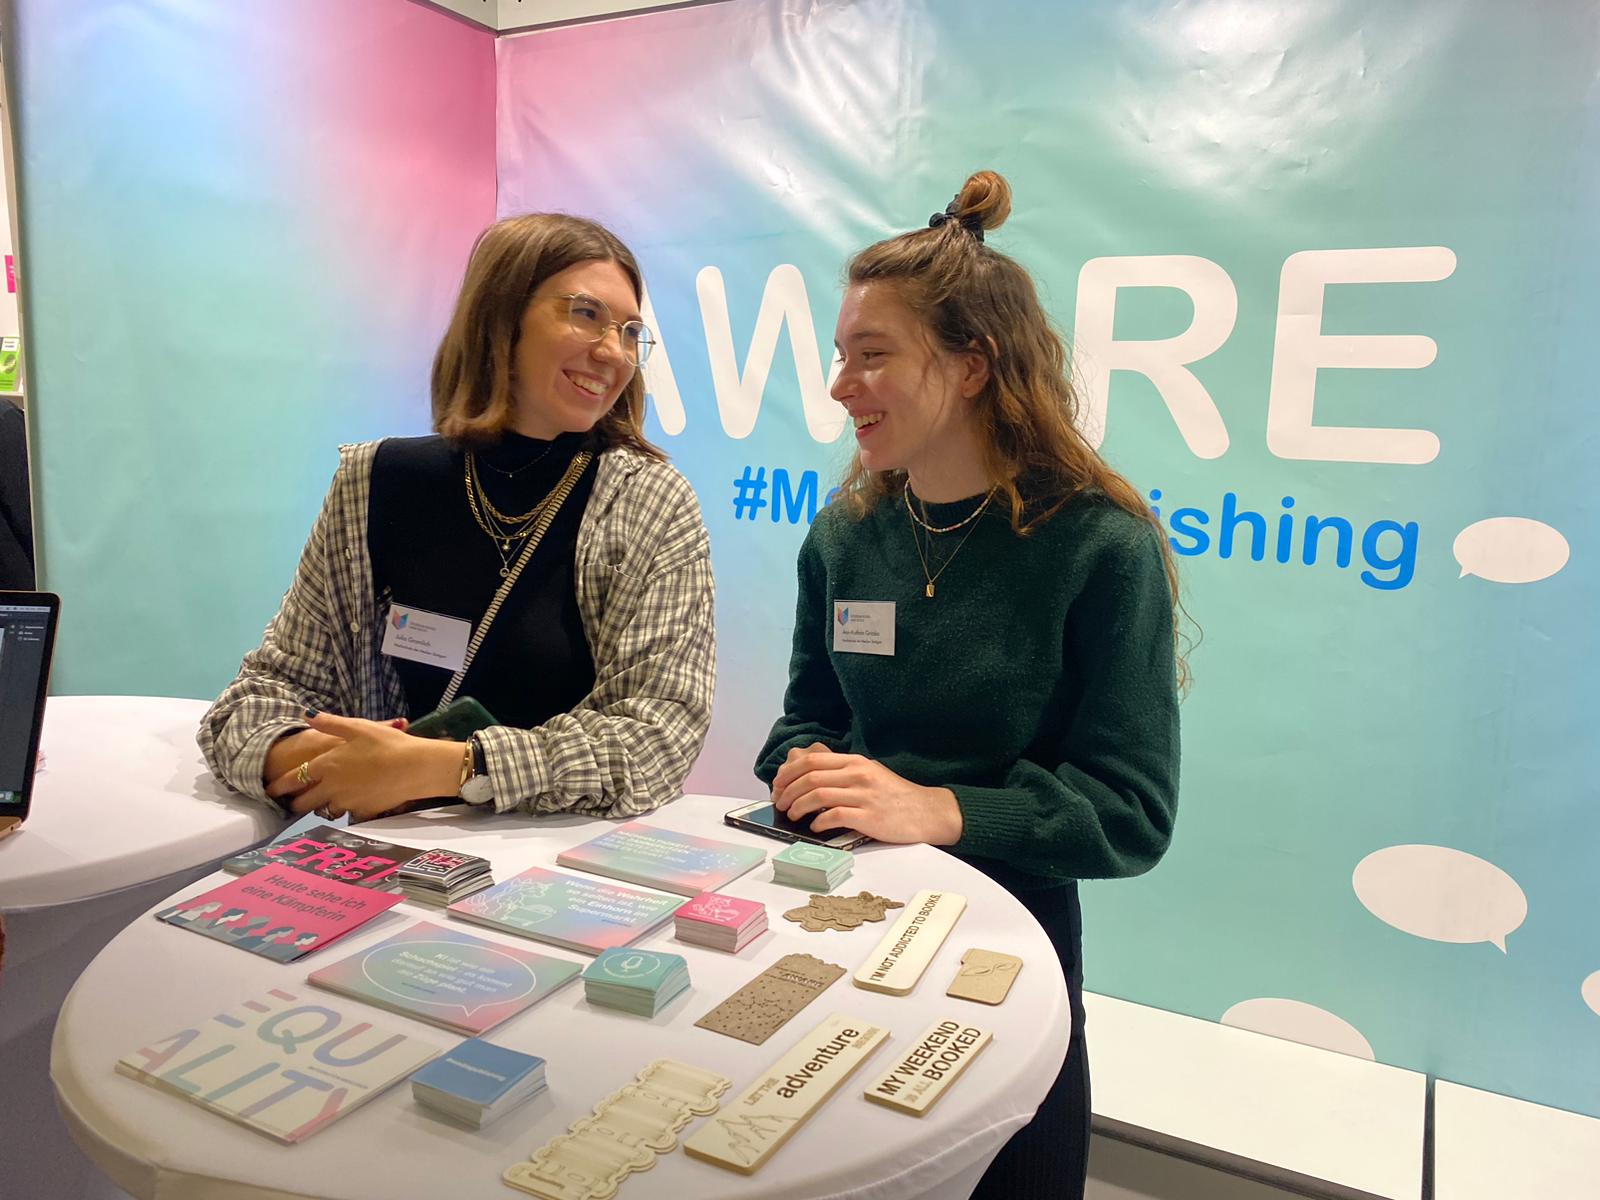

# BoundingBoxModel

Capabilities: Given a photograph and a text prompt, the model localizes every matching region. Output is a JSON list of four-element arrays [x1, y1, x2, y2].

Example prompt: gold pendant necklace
[[906, 486, 995, 598]]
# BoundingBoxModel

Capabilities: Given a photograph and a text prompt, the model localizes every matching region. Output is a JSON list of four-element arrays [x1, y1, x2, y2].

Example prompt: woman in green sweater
[[756, 170, 1183, 1198]]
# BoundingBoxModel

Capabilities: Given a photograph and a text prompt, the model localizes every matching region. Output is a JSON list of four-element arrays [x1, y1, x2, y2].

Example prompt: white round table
[[1, 695, 283, 1200], [51, 795, 1072, 1200]]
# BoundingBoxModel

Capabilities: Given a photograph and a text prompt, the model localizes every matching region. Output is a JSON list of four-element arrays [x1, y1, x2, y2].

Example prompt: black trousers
[[969, 882, 1089, 1200]]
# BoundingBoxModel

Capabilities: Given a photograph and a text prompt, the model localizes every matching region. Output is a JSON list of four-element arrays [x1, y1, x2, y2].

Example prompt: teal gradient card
[[556, 821, 767, 895], [447, 866, 684, 954], [307, 920, 581, 1035]]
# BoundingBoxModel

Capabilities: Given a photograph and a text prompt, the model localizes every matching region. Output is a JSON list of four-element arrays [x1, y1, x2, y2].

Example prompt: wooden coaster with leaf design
[[781, 891, 904, 933]]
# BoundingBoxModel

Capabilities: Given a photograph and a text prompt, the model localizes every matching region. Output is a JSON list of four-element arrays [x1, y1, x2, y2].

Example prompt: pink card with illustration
[[676, 893, 764, 930]]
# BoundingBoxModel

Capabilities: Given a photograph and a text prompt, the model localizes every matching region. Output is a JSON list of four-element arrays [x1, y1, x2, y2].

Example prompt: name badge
[[380, 604, 472, 672], [832, 600, 895, 656]]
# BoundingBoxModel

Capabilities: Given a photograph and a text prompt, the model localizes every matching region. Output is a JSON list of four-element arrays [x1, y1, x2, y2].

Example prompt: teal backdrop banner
[[498, 0, 1599, 1116], [15, 0, 1599, 1117], [11, 0, 495, 699]]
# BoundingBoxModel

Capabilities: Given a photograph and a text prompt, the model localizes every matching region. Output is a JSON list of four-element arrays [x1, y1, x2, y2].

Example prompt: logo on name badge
[[380, 603, 472, 672]]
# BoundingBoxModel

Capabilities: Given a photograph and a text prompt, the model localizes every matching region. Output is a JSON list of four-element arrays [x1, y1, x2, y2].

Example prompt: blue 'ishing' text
[[1150, 490, 1419, 592]]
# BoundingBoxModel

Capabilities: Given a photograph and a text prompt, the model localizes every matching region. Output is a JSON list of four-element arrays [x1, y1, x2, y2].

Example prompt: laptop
[[0, 591, 59, 840]]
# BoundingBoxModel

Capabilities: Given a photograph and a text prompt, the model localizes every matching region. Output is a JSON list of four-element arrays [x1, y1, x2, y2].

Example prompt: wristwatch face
[[459, 773, 495, 806]]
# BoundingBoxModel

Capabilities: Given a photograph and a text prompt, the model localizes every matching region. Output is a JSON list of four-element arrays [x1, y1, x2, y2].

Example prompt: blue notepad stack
[[410, 1038, 547, 1128], [582, 948, 691, 1016]]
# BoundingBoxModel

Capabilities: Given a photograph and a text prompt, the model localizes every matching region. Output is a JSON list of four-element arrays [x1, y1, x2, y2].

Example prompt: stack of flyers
[[581, 948, 690, 1017], [221, 816, 426, 892], [674, 893, 767, 953], [398, 850, 493, 906], [411, 1038, 548, 1129], [771, 842, 854, 892]]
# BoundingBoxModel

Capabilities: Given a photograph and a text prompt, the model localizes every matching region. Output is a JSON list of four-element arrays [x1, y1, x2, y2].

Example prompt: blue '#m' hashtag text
[[732, 466, 768, 520], [732, 466, 839, 525]]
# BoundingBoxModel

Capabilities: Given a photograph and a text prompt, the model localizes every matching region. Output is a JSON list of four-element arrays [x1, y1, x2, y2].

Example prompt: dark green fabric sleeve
[[951, 522, 1180, 880]]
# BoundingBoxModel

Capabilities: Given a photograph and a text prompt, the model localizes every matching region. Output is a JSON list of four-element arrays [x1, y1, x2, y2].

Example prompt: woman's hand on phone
[[771, 744, 963, 846]]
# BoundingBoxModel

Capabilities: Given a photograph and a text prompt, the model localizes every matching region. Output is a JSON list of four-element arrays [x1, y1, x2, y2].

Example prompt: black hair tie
[[927, 195, 985, 242]]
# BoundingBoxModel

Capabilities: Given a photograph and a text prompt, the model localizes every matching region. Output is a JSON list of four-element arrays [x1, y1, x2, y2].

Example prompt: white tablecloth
[[1, 695, 283, 1200], [0, 695, 281, 914], [52, 795, 1072, 1200]]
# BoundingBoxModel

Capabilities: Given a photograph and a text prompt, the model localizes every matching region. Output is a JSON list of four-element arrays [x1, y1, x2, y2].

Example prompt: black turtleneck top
[[367, 431, 599, 729]]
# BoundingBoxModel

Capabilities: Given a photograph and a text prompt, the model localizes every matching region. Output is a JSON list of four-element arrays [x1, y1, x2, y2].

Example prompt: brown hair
[[431, 213, 664, 459], [840, 170, 1191, 687]]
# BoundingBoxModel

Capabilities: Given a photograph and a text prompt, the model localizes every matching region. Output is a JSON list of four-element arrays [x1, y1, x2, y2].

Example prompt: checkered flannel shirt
[[198, 440, 715, 817]]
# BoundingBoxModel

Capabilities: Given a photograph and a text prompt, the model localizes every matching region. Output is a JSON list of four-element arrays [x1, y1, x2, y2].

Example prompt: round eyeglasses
[[557, 293, 656, 366]]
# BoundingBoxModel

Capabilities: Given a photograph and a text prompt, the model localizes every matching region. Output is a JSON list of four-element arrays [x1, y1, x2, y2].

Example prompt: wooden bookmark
[[863, 1018, 993, 1116], [682, 1013, 889, 1175], [852, 890, 967, 996], [945, 948, 1023, 1005]]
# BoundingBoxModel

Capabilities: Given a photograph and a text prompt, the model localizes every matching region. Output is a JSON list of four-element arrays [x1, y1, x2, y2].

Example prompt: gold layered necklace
[[465, 449, 590, 577], [904, 485, 996, 598]]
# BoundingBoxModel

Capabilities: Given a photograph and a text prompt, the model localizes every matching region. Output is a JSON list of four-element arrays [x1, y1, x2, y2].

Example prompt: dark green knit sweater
[[755, 487, 1181, 893]]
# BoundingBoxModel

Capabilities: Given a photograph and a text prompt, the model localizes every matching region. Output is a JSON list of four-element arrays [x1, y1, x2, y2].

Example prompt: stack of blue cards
[[410, 1038, 547, 1128], [582, 948, 691, 1016], [772, 842, 854, 892]]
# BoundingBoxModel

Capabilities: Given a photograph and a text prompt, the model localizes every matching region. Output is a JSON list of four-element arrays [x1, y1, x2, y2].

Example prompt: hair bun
[[955, 170, 1012, 232]]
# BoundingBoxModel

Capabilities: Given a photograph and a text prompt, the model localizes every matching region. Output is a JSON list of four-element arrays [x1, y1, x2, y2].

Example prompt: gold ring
[[296, 761, 311, 785]]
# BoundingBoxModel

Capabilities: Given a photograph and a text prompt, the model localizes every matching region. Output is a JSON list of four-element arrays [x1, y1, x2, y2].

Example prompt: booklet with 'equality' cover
[[116, 987, 441, 1143]]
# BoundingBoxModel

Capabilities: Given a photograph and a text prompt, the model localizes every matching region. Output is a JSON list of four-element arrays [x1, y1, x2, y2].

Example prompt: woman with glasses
[[201, 214, 714, 824], [757, 171, 1182, 1198]]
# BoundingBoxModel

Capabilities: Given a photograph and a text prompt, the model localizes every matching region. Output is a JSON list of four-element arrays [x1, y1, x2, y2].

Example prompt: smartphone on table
[[724, 800, 871, 851]]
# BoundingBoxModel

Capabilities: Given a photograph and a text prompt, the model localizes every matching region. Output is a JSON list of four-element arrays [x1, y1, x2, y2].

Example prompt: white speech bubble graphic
[[1220, 998, 1375, 1060], [1353, 845, 1527, 952], [1583, 971, 1600, 1019], [361, 941, 539, 1017], [1454, 518, 1569, 583]]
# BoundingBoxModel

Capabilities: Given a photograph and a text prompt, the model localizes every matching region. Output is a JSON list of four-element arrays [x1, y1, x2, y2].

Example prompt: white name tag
[[380, 604, 472, 672], [832, 600, 895, 656]]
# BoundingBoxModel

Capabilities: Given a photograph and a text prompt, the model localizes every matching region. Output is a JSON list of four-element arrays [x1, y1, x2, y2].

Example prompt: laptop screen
[[0, 596, 56, 813]]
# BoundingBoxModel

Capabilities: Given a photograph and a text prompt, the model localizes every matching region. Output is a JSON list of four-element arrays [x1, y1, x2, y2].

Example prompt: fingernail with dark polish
[[304, 708, 320, 718]]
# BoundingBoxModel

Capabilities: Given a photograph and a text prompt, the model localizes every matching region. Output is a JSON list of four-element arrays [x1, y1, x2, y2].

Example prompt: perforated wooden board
[[694, 953, 845, 1045]]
